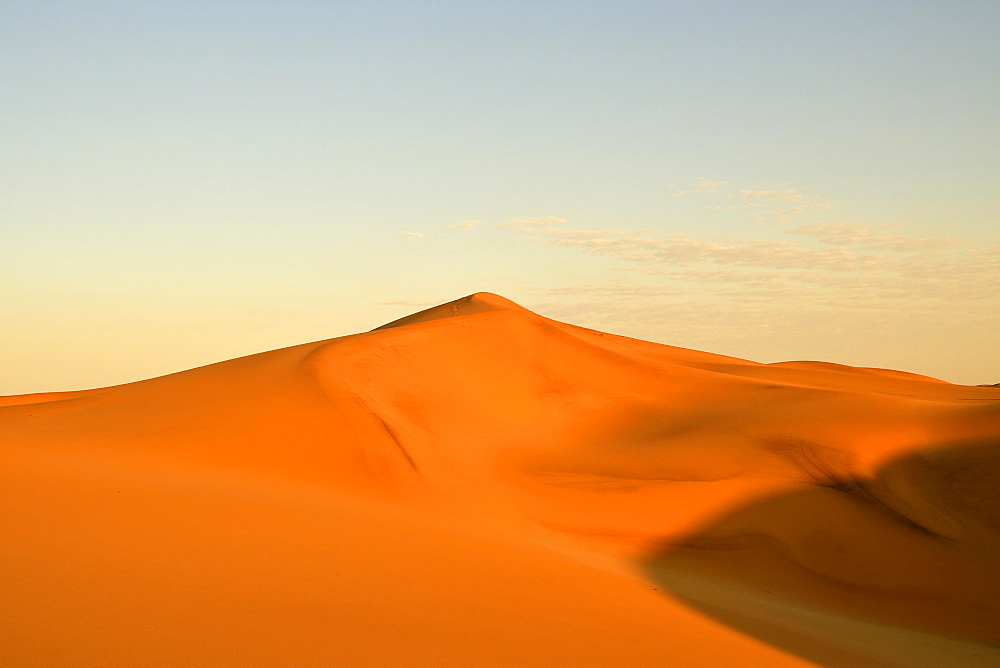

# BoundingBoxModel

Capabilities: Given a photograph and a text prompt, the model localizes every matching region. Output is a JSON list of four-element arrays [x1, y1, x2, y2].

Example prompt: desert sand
[[2, 293, 998, 666]]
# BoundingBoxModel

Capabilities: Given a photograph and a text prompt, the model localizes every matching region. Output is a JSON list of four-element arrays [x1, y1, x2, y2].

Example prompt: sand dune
[[3, 292, 998, 666]]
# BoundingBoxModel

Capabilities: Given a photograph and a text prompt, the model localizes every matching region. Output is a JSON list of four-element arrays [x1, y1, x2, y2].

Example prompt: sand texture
[[3, 293, 999, 666]]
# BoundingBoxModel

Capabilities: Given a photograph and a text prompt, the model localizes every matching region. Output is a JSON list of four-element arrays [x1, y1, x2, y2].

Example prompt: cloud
[[497, 216, 567, 232], [770, 202, 834, 224], [547, 228, 628, 241], [399, 231, 424, 239], [542, 283, 687, 298], [447, 220, 482, 231], [787, 222, 960, 252], [733, 189, 808, 202], [496, 213, 1000, 308], [691, 180, 728, 193], [537, 228, 889, 272]]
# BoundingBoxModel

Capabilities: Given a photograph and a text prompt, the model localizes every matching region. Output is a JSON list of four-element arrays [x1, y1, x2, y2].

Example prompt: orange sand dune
[[3, 293, 999, 666]]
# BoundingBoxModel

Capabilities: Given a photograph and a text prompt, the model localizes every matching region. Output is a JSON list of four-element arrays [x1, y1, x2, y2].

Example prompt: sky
[[3, 0, 999, 393]]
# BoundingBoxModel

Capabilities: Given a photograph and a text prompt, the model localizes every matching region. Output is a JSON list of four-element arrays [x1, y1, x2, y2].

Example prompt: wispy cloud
[[787, 222, 960, 252], [497, 183, 1000, 317], [768, 202, 835, 224], [516, 226, 889, 272], [497, 216, 566, 231], [733, 188, 808, 202], [691, 180, 728, 193], [447, 219, 482, 231], [399, 231, 425, 239], [543, 283, 688, 298]]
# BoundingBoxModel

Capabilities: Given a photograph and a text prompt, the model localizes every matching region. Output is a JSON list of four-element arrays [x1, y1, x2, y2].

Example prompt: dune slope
[[2, 292, 999, 666]]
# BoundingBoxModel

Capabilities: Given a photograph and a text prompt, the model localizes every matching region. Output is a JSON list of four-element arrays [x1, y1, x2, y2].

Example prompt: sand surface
[[3, 293, 999, 666]]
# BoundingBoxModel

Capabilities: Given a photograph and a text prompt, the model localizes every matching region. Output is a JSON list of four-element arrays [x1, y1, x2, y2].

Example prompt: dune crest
[[3, 293, 998, 666], [373, 291, 530, 330]]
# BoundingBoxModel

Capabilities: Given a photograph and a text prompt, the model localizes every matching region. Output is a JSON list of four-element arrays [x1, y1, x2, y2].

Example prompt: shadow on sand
[[639, 439, 1000, 667]]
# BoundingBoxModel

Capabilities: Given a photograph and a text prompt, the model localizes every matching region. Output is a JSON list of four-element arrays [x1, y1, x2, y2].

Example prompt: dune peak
[[373, 292, 531, 330]]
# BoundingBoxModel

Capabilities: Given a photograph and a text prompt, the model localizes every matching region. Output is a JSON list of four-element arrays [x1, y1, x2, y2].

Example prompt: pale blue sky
[[3, 1, 999, 392]]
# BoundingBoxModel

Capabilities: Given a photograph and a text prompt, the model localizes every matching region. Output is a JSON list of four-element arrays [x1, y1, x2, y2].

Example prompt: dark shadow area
[[639, 440, 1000, 667]]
